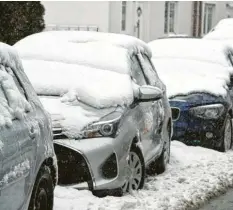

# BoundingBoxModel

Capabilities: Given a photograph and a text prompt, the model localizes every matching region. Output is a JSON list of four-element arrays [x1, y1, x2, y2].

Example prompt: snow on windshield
[[22, 59, 134, 109], [149, 39, 233, 98], [16, 41, 130, 75], [152, 58, 229, 98]]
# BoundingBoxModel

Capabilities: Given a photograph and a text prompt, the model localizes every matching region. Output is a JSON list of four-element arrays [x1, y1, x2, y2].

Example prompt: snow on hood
[[151, 58, 229, 98], [39, 96, 116, 138]]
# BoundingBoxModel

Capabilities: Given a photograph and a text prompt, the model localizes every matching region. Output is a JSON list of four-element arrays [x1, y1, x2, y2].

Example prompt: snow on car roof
[[15, 30, 152, 57], [148, 38, 232, 67], [15, 40, 130, 75], [211, 18, 233, 31]]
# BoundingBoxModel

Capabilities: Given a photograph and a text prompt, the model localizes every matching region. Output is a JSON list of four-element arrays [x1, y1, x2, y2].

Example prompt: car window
[[138, 54, 161, 87], [130, 55, 147, 86]]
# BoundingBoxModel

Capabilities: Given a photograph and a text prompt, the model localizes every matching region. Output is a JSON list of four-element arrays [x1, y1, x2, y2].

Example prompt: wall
[[42, 1, 110, 32]]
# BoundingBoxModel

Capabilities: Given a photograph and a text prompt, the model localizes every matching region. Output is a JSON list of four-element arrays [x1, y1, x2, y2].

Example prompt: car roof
[[15, 31, 152, 58], [148, 38, 233, 67]]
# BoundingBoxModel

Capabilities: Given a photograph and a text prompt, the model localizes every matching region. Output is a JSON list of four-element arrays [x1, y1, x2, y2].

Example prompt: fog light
[[206, 132, 213, 139]]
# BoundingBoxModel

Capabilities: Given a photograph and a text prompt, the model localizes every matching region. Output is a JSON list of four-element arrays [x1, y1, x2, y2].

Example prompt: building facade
[[42, 1, 231, 42]]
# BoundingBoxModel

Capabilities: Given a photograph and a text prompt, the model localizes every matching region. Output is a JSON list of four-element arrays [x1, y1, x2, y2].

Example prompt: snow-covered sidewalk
[[54, 141, 233, 210]]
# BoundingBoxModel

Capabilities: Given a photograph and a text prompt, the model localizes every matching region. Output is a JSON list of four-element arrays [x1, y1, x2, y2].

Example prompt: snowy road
[[54, 141, 233, 210], [199, 188, 233, 210]]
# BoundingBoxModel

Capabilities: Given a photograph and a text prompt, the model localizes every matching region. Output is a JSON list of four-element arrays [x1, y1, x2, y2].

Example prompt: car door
[[138, 53, 166, 152], [130, 54, 156, 162], [0, 66, 37, 210]]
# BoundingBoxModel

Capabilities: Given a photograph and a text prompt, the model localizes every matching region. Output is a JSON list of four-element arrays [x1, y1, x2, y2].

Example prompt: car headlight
[[189, 104, 225, 119], [81, 111, 122, 138]]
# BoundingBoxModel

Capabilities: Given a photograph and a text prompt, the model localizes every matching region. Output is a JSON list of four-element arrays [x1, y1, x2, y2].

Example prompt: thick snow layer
[[23, 60, 134, 109], [204, 29, 233, 41], [148, 38, 232, 67], [17, 42, 130, 75], [148, 39, 233, 98], [15, 30, 152, 58], [39, 96, 116, 138], [0, 69, 31, 126], [54, 141, 233, 210], [152, 58, 230, 97]]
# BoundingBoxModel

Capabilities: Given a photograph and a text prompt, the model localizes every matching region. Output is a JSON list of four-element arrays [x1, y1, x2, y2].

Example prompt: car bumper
[[54, 137, 127, 191], [172, 117, 226, 148]]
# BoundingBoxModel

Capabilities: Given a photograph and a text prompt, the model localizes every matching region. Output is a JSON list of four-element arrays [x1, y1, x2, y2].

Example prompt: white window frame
[[203, 3, 215, 34], [121, 1, 127, 31], [164, 1, 177, 34]]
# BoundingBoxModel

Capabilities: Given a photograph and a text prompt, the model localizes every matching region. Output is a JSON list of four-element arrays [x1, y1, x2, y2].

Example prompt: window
[[164, 1, 177, 33], [121, 1, 127, 31], [130, 55, 147, 86], [203, 4, 215, 34], [138, 54, 162, 87]]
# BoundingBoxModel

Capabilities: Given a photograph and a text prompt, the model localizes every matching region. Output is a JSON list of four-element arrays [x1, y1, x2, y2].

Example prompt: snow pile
[[148, 39, 233, 98], [54, 141, 233, 210]]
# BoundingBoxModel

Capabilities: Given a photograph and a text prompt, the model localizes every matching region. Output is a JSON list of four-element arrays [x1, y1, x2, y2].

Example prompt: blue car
[[149, 38, 233, 152]]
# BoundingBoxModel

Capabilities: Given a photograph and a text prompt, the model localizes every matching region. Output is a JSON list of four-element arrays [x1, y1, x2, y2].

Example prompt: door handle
[[29, 126, 36, 139]]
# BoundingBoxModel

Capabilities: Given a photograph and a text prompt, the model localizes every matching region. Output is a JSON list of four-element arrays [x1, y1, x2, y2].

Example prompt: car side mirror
[[137, 85, 163, 102]]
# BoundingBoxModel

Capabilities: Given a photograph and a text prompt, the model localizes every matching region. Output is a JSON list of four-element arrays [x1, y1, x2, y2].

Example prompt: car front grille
[[53, 128, 68, 140], [171, 107, 180, 121]]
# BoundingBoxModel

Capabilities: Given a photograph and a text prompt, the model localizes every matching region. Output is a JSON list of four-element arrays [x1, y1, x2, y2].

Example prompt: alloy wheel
[[122, 151, 143, 193]]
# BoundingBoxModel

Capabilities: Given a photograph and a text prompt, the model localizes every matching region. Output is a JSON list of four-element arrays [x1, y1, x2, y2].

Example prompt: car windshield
[[22, 59, 134, 109], [152, 57, 230, 98]]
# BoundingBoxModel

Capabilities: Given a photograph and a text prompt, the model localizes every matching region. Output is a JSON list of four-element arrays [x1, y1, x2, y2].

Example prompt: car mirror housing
[[137, 85, 163, 102]]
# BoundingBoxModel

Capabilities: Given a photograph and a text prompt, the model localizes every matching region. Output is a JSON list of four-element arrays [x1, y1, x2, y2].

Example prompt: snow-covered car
[[148, 38, 233, 151], [15, 31, 172, 196], [204, 18, 233, 40], [0, 42, 57, 210]]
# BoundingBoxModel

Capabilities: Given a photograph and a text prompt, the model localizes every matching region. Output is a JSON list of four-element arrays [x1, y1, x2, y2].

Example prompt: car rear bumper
[[54, 137, 127, 191]]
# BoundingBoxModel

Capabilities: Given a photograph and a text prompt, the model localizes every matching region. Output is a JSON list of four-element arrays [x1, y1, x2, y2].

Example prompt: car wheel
[[28, 165, 54, 210], [220, 114, 232, 152], [121, 146, 145, 194], [92, 145, 145, 197]]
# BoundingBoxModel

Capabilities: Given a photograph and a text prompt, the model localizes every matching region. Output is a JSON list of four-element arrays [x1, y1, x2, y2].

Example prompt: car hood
[[39, 96, 118, 139], [169, 93, 229, 109]]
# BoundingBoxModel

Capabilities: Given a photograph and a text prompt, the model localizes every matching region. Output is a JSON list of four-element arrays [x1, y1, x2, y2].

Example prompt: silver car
[[15, 31, 172, 196], [0, 42, 57, 210]]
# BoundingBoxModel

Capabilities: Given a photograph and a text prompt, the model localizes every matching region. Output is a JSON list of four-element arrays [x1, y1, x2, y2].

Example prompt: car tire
[[28, 165, 54, 210], [121, 145, 145, 194], [219, 114, 232, 152], [93, 145, 145, 197]]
